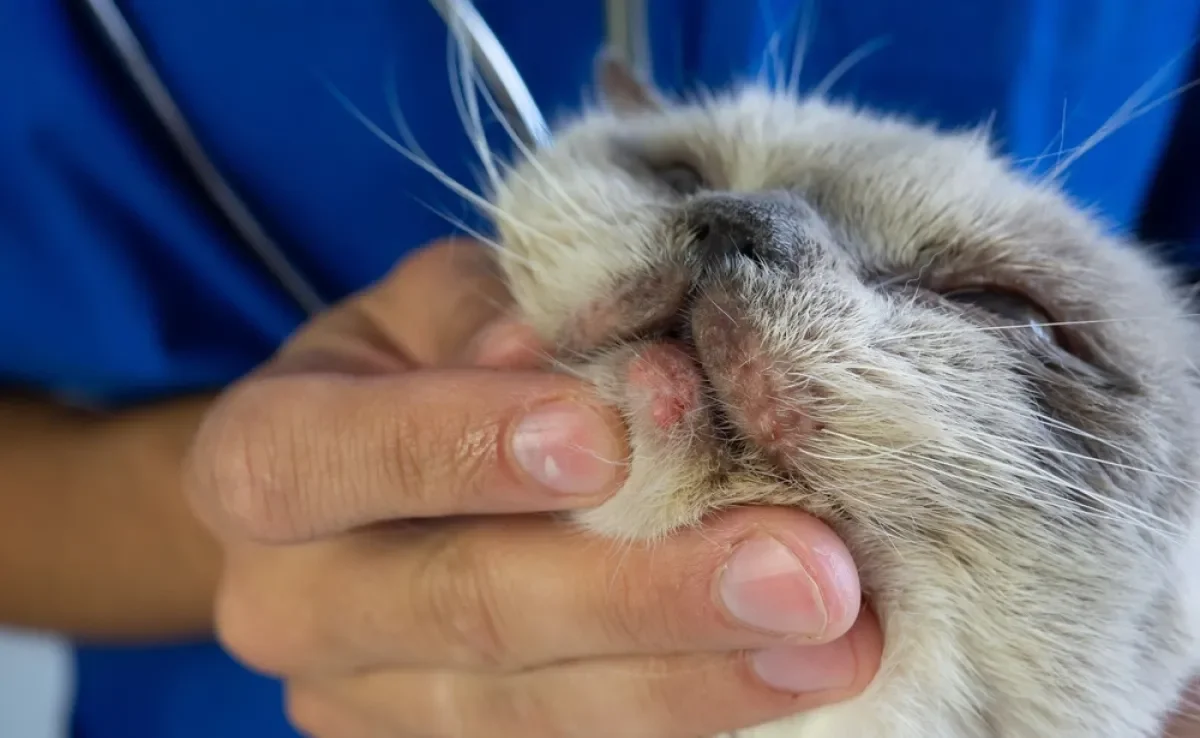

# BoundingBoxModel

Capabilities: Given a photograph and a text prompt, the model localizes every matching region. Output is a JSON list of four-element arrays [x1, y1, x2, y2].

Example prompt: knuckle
[[213, 579, 280, 673], [447, 424, 494, 506], [381, 385, 496, 514], [602, 561, 683, 652], [626, 653, 762, 738], [192, 381, 308, 543], [284, 686, 339, 738], [418, 533, 514, 670], [389, 414, 433, 504], [283, 688, 318, 734], [213, 569, 316, 676], [631, 658, 700, 738], [471, 683, 558, 738], [423, 674, 476, 738], [581, 656, 706, 738], [388, 408, 482, 510]]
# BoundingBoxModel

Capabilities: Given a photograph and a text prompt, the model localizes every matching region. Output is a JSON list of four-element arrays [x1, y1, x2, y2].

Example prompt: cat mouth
[[657, 306, 696, 348], [569, 269, 813, 460], [629, 285, 703, 361], [587, 279, 814, 471], [641, 276, 708, 342], [627, 300, 750, 450]]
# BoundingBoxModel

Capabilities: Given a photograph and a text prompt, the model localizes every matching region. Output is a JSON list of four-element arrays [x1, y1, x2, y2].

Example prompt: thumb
[[362, 237, 514, 366], [272, 238, 514, 376]]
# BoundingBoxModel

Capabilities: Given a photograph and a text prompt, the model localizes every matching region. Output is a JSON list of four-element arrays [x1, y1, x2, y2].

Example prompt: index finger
[[187, 369, 629, 544]]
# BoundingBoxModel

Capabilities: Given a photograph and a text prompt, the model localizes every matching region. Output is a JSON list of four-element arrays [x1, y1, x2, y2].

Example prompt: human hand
[[185, 238, 882, 738], [1166, 679, 1200, 737]]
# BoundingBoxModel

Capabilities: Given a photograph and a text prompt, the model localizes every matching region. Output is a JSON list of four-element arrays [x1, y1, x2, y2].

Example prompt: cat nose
[[683, 193, 794, 267], [690, 219, 762, 264]]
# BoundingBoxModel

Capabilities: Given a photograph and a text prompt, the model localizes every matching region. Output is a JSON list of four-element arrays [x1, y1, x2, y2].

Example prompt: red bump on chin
[[626, 343, 705, 433], [730, 354, 821, 458], [692, 291, 821, 462]]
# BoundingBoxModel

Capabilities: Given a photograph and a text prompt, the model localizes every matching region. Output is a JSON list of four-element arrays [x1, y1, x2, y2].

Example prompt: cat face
[[493, 61, 1199, 552], [486, 58, 1200, 736]]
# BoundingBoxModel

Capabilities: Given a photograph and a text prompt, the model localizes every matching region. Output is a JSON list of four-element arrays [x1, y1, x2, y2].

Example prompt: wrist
[[0, 393, 223, 641]]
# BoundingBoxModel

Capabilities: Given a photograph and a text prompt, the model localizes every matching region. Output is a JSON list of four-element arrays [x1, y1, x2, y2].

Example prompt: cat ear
[[594, 50, 664, 114]]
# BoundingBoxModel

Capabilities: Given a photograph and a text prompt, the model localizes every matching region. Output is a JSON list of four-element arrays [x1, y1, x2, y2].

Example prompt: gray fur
[[487, 59, 1200, 737]]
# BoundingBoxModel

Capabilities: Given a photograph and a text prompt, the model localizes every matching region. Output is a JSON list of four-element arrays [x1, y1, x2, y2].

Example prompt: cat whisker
[[1031, 412, 1150, 461], [810, 35, 890, 100], [324, 81, 554, 239], [954, 431, 1186, 535], [331, 75, 581, 260], [392, 52, 596, 265], [786, 0, 819, 97], [812, 426, 1183, 538], [1012, 98, 1073, 172], [976, 424, 1200, 490], [414, 203, 545, 275], [756, 0, 787, 93], [444, 22, 502, 193], [383, 58, 432, 164], [1044, 47, 1200, 182], [808, 431, 1093, 522], [877, 313, 1200, 343], [447, 34, 616, 242], [789, 358, 1187, 499], [451, 41, 595, 226]]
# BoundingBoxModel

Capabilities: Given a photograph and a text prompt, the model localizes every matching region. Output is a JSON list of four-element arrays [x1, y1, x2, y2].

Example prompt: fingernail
[[510, 403, 624, 495], [718, 536, 828, 637], [750, 641, 858, 693]]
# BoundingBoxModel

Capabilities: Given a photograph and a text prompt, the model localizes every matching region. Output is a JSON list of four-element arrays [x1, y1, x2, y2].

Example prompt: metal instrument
[[75, 0, 647, 315], [80, 0, 330, 315], [426, 0, 551, 149], [427, 0, 650, 148]]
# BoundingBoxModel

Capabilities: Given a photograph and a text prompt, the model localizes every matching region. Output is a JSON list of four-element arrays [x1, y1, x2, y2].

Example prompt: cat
[[485, 55, 1200, 737]]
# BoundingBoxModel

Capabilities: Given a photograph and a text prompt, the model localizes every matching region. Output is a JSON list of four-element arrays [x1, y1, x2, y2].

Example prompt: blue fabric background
[[1, 1, 1198, 736]]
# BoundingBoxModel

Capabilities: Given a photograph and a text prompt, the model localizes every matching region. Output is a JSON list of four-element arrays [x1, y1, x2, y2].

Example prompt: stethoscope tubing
[[71, 0, 645, 316]]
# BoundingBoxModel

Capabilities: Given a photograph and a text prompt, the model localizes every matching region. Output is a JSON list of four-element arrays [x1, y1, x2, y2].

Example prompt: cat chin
[[715, 610, 977, 738]]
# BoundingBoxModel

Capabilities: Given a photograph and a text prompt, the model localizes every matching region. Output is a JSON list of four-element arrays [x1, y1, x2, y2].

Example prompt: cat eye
[[652, 162, 706, 195], [941, 287, 1061, 345]]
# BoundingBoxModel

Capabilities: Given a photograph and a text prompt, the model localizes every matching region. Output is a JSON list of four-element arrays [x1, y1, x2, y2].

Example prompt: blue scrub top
[[5, 1, 1200, 737]]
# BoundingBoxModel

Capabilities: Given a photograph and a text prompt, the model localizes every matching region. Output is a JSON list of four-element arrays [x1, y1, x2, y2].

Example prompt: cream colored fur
[[485, 64, 1200, 737]]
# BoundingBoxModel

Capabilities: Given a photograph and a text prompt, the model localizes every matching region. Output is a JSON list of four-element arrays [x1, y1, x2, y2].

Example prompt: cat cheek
[[555, 264, 692, 354]]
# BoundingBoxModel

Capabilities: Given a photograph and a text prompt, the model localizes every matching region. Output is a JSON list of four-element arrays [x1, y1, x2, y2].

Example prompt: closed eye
[[940, 287, 1064, 346], [651, 161, 706, 196]]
